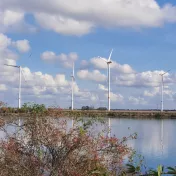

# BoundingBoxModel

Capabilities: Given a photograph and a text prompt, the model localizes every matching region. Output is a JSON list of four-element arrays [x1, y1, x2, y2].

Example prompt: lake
[[0, 117, 176, 168], [109, 118, 176, 168]]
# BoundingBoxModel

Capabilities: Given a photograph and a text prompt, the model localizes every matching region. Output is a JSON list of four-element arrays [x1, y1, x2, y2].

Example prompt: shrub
[[21, 102, 46, 114], [155, 113, 161, 119], [0, 116, 135, 176]]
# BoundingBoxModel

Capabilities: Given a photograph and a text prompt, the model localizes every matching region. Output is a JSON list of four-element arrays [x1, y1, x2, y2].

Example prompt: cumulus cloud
[[1, 0, 176, 35], [90, 57, 135, 74], [98, 84, 108, 91], [77, 70, 106, 82], [12, 39, 30, 53], [0, 9, 24, 32], [115, 71, 174, 88], [34, 13, 93, 36], [144, 86, 175, 100], [41, 51, 78, 68], [0, 8, 36, 33], [0, 33, 30, 54], [105, 92, 124, 102], [128, 96, 147, 105], [144, 87, 160, 97]]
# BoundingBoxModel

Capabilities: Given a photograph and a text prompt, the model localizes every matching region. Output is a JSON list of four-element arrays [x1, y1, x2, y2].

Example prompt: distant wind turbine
[[159, 70, 171, 112], [71, 62, 75, 111], [98, 49, 113, 111], [4, 64, 22, 109]]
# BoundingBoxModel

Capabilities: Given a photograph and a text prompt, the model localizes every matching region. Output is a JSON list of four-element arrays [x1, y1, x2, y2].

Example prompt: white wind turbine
[[159, 70, 170, 112], [98, 49, 113, 111], [71, 62, 75, 111], [4, 64, 22, 109]]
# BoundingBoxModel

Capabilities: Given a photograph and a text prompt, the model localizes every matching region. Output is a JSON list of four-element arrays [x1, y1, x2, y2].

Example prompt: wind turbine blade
[[108, 49, 113, 61], [21, 68, 27, 83], [29, 53, 32, 58], [73, 62, 75, 77], [164, 69, 171, 75], [101, 58, 108, 62], [161, 69, 171, 76], [4, 64, 19, 68]]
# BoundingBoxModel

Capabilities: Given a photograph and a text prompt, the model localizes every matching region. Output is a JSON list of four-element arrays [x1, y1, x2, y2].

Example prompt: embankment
[[1, 110, 176, 119]]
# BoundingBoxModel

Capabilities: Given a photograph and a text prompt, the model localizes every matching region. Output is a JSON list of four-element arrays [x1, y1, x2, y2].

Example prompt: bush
[[155, 113, 161, 119], [21, 102, 46, 114], [0, 116, 136, 176]]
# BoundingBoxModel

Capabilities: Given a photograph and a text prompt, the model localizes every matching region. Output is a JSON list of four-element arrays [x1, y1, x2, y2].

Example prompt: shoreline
[[1, 110, 176, 119]]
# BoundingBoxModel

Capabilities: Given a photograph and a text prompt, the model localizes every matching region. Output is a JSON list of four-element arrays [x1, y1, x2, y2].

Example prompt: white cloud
[[2, 10, 24, 26], [0, 33, 11, 49], [12, 39, 30, 53], [105, 92, 124, 102], [77, 70, 106, 82], [90, 57, 135, 74], [0, 9, 24, 32], [128, 96, 147, 105], [0, 84, 7, 91], [98, 84, 108, 91], [2, 0, 176, 35], [34, 13, 93, 36], [115, 71, 174, 88], [144, 86, 175, 100], [41, 51, 78, 68], [0, 8, 36, 33], [144, 87, 160, 97]]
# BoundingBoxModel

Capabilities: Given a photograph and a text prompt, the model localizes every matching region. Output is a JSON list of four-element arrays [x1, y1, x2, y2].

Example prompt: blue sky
[[1, 0, 176, 109]]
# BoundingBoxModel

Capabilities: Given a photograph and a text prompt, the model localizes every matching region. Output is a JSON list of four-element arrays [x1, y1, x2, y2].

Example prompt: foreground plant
[[126, 164, 176, 176], [0, 116, 135, 176]]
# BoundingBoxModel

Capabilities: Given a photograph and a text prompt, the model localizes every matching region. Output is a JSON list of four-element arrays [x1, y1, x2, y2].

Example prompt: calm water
[[1, 118, 176, 168], [109, 118, 176, 168]]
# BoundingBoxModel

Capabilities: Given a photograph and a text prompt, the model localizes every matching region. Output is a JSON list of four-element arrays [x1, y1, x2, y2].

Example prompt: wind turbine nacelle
[[107, 61, 112, 64]]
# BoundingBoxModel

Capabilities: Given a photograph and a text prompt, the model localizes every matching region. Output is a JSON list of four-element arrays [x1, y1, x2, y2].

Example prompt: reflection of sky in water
[[109, 118, 176, 167], [1, 118, 176, 167], [68, 118, 176, 167], [0, 119, 21, 140]]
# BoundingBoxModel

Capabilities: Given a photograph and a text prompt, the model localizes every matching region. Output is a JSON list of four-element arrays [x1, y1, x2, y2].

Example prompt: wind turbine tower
[[159, 70, 170, 112], [99, 49, 113, 111], [4, 64, 22, 109]]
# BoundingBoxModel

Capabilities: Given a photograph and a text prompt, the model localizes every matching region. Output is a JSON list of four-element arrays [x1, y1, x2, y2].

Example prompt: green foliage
[[149, 165, 164, 176], [167, 167, 176, 175], [126, 164, 139, 174], [155, 113, 161, 119], [21, 102, 46, 114], [126, 164, 176, 176]]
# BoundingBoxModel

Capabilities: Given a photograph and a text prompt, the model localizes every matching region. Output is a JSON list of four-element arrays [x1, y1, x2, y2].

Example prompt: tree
[[97, 107, 108, 111]]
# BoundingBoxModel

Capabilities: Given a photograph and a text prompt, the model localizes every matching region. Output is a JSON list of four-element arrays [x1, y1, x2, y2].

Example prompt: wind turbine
[[4, 64, 22, 109], [98, 49, 113, 111], [71, 62, 75, 111], [159, 70, 170, 112]]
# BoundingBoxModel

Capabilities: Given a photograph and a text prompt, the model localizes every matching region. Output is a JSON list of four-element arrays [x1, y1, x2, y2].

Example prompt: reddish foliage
[[0, 116, 134, 176]]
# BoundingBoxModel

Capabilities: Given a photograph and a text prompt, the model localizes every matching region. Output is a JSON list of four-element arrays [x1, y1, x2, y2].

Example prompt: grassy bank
[[1, 109, 176, 119]]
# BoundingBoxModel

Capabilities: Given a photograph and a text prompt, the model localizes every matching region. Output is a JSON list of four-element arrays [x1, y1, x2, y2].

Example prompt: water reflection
[[1, 117, 176, 167], [109, 118, 176, 167]]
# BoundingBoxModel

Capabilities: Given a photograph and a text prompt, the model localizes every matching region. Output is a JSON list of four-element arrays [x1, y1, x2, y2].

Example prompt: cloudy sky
[[1, 0, 176, 109]]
